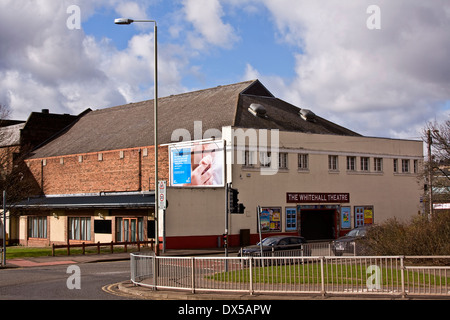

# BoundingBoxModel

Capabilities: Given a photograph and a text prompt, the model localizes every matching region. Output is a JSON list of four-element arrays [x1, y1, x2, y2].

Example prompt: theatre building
[[11, 80, 424, 249]]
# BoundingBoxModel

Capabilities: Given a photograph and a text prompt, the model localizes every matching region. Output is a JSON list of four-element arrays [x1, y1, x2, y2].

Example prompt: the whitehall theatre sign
[[286, 193, 350, 204]]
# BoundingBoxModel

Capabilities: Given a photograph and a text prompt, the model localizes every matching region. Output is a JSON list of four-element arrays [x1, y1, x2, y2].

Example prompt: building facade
[[1, 109, 85, 246], [11, 80, 424, 249]]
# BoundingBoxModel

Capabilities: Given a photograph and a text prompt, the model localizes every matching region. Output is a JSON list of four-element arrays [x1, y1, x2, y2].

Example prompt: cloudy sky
[[0, 0, 449, 140]]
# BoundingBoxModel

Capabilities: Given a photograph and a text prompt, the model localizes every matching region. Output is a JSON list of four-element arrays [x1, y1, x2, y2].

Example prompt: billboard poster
[[259, 207, 282, 232], [364, 207, 373, 225], [170, 140, 224, 187], [341, 207, 351, 229]]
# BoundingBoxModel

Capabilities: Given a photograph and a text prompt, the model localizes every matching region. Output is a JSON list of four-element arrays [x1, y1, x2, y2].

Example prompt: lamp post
[[115, 18, 159, 254]]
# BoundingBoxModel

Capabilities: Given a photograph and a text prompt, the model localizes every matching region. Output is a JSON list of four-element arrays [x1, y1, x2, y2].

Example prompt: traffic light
[[229, 187, 239, 212], [222, 233, 228, 248], [228, 186, 245, 214]]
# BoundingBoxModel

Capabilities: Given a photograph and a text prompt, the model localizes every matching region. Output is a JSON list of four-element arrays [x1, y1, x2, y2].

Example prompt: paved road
[[0, 260, 134, 300]]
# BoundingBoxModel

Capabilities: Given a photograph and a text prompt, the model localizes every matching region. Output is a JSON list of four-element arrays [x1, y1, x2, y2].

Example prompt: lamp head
[[114, 18, 134, 25]]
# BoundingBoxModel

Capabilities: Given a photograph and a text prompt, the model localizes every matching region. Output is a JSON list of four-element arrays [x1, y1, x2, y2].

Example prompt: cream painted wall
[[165, 188, 225, 237], [49, 210, 66, 243], [165, 129, 423, 238], [229, 130, 423, 235]]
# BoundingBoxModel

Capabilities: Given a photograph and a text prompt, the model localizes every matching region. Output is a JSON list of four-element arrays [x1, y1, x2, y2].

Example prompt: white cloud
[[115, 1, 148, 20], [182, 0, 239, 49], [0, 0, 126, 118], [2, 0, 449, 141], [0, 0, 187, 120], [255, 0, 450, 138]]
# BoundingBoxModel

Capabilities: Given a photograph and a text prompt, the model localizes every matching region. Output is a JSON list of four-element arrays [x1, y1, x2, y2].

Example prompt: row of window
[[27, 217, 145, 241], [28, 217, 92, 240], [243, 151, 419, 174]]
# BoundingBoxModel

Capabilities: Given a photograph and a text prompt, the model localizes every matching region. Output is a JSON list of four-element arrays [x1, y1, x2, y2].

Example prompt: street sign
[[158, 181, 167, 210]]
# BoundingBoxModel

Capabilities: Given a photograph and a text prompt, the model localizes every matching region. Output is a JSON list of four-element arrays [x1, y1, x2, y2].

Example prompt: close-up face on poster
[[170, 140, 224, 187]]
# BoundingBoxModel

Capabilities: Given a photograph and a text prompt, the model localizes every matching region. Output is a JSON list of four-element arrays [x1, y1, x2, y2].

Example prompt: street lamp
[[115, 18, 159, 255]]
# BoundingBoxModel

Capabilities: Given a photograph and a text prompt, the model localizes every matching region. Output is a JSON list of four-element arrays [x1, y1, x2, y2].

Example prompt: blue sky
[[81, 1, 298, 89], [1, 0, 449, 140]]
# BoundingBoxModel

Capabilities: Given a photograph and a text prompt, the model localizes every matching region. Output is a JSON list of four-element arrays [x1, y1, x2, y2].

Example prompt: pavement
[[3, 247, 272, 300], [2, 247, 232, 268]]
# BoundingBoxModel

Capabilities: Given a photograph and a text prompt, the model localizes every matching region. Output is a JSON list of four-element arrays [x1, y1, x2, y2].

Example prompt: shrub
[[362, 212, 450, 256]]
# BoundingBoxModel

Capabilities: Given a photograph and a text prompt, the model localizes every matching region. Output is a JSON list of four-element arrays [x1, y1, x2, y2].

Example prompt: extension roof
[[28, 80, 360, 159]]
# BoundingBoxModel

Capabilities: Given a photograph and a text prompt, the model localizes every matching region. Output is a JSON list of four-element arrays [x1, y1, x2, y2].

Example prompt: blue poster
[[341, 207, 351, 229], [172, 148, 191, 185]]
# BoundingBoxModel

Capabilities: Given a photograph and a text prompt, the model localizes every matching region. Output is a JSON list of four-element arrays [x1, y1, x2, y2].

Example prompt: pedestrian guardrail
[[130, 253, 450, 297]]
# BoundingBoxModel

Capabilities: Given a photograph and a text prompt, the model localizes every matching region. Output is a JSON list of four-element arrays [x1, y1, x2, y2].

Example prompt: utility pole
[[427, 129, 434, 219], [3, 191, 6, 266]]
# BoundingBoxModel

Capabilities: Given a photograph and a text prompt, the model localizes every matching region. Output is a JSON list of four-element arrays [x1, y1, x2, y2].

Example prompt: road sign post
[[158, 181, 166, 210], [158, 181, 166, 253]]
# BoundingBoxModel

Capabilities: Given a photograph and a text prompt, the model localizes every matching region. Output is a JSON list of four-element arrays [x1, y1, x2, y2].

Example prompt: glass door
[[117, 217, 143, 242]]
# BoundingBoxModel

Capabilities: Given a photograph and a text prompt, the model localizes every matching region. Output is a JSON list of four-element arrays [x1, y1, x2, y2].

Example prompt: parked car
[[240, 235, 311, 257], [332, 226, 369, 256]]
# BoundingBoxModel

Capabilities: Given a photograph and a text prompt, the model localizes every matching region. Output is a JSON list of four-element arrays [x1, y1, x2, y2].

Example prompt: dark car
[[332, 226, 369, 256], [240, 235, 311, 257]]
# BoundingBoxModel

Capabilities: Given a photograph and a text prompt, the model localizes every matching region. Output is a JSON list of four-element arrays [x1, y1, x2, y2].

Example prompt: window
[[28, 217, 47, 238], [374, 158, 383, 172], [393, 159, 398, 173], [243, 150, 255, 167], [298, 154, 309, 170], [360, 157, 370, 171], [69, 217, 91, 241], [328, 155, 338, 171], [402, 159, 410, 173], [346, 156, 356, 171], [278, 153, 288, 169], [94, 220, 112, 234], [414, 160, 418, 173], [260, 151, 271, 167]]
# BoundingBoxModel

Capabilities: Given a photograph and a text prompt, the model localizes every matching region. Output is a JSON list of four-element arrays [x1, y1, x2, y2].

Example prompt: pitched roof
[[28, 80, 360, 159], [0, 123, 25, 147], [235, 95, 360, 136]]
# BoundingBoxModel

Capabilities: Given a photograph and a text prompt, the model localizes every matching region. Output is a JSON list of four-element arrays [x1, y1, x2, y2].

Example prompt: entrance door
[[116, 217, 144, 242], [123, 218, 138, 242], [300, 209, 336, 240]]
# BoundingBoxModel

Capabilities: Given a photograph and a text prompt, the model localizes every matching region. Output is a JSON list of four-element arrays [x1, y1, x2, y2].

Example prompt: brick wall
[[26, 146, 169, 195]]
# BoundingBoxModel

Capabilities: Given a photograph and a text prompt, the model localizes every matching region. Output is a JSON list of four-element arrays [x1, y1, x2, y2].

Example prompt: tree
[[423, 120, 450, 216]]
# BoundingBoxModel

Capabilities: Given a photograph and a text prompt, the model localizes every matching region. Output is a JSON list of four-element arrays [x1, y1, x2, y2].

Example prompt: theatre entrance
[[299, 207, 338, 241]]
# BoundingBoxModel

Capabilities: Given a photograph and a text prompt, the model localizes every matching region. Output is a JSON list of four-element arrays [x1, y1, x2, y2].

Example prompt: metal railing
[[130, 253, 450, 297]]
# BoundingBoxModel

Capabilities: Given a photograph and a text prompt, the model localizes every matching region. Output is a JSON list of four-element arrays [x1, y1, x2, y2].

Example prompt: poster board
[[259, 207, 282, 232], [169, 140, 225, 187]]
